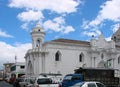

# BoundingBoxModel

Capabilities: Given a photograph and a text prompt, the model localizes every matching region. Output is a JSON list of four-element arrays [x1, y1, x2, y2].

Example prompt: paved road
[[0, 81, 14, 87]]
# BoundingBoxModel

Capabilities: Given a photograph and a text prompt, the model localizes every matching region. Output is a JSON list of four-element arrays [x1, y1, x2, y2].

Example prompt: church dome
[[32, 22, 45, 33]]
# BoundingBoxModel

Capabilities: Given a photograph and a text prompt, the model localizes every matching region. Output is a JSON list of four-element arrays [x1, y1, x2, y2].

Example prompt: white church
[[24, 22, 120, 77]]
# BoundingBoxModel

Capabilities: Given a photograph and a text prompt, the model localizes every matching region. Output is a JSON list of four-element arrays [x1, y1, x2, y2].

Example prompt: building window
[[36, 39, 40, 47], [118, 56, 120, 64], [20, 66, 25, 69], [55, 51, 61, 61], [101, 53, 104, 59], [79, 53, 84, 62], [11, 66, 16, 71], [114, 36, 116, 42]]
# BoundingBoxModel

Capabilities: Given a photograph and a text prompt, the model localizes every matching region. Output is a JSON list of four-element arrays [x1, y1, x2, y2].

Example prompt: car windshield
[[63, 75, 82, 81], [37, 78, 52, 84], [96, 83, 105, 87], [63, 75, 72, 80]]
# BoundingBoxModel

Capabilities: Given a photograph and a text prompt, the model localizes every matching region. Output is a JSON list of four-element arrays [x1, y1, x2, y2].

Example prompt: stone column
[[91, 57, 95, 67], [113, 59, 114, 68], [41, 53, 45, 73], [38, 53, 42, 75]]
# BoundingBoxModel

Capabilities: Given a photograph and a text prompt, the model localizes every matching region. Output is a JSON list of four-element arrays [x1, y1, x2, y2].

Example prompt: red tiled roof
[[51, 38, 90, 45]]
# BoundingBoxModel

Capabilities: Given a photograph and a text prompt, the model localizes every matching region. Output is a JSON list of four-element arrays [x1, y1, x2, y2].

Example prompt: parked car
[[62, 74, 83, 87], [70, 81, 106, 87], [19, 77, 35, 87], [33, 76, 61, 87], [40, 73, 63, 83]]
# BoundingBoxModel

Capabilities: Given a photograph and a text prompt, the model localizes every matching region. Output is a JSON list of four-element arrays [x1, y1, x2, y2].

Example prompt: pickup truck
[[27, 76, 61, 87]]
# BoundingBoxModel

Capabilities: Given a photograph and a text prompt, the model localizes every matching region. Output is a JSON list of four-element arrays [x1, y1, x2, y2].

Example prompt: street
[[0, 81, 14, 87]]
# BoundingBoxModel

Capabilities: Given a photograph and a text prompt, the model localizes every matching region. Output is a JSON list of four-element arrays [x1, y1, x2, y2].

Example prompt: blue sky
[[0, 0, 120, 69]]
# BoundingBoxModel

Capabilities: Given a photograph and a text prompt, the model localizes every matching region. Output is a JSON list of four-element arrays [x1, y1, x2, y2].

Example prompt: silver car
[[70, 81, 106, 87], [19, 77, 35, 87]]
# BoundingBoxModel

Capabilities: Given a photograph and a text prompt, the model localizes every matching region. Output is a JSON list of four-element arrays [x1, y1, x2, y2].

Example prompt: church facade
[[25, 22, 120, 77]]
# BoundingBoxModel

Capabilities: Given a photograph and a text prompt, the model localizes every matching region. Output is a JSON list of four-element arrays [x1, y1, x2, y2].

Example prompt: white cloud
[[63, 26, 75, 34], [82, 0, 120, 30], [89, 15, 103, 27], [92, 0, 120, 26], [17, 10, 44, 30], [53, 17, 65, 24], [82, 31, 98, 37], [105, 36, 111, 41], [0, 41, 31, 65], [43, 16, 65, 32], [43, 20, 61, 32], [82, 28, 101, 38], [100, 0, 120, 22], [43, 16, 75, 33], [9, 0, 81, 32], [21, 23, 29, 30], [0, 29, 13, 38], [81, 0, 120, 39], [81, 19, 89, 29], [9, 0, 81, 14], [111, 23, 120, 33], [17, 10, 44, 22]]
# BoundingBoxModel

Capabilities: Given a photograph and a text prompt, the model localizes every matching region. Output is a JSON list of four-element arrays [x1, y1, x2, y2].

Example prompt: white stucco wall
[[43, 43, 91, 76]]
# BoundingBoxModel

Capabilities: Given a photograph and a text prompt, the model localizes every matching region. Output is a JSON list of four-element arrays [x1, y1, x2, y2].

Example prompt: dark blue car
[[62, 74, 83, 87]]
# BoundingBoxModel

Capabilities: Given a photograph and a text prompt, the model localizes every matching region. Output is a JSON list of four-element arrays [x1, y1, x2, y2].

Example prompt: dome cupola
[[32, 22, 45, 33], [31, 22, 45, 49]]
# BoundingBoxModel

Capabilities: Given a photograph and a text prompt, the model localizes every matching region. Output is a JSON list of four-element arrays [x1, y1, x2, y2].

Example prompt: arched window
[[97, 60, 106, 68], [114, 36, 116, 42], [79, 53, 84, 62], [55, 51, 61, 61], [118, 56, 120, 64], [36, 39, 40, 47], [101, 53, 104, 59]]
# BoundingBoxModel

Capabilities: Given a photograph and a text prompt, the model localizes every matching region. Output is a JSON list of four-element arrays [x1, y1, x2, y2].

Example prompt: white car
[[39, 73, 63, 83], [34, 76, 60, 87], [19, 77, 35, 87], [70, 81, 106, 87]]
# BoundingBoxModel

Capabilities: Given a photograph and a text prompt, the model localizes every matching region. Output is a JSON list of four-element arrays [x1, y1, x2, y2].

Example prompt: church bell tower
[[111, 26, 120, 46], [31, 22, 45, 49]]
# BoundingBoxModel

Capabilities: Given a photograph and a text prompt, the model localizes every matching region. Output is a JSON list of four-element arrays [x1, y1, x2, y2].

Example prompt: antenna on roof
[[15, 55, 17, 63]]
